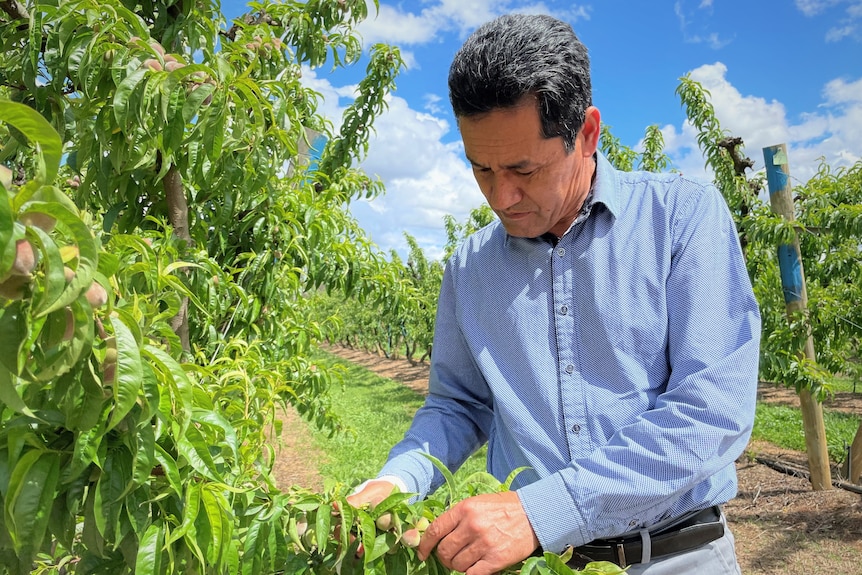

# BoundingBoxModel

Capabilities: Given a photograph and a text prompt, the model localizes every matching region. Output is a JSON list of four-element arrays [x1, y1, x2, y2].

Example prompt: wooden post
[[762, 144, 832, 491], [850, 423, 862, 484]]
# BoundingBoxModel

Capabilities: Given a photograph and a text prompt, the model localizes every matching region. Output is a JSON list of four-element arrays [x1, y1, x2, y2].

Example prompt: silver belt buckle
[[616, 542, 627, 568]]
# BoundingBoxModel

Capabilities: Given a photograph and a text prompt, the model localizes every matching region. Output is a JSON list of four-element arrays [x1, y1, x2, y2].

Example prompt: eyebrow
[[466, 155, 536, 171]]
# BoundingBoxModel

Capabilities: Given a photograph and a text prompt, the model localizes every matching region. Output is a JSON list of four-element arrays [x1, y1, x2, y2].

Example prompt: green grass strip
[[751, 402, 859, 462], [309, 349, 487, 490], [311, 349, 860, 488]]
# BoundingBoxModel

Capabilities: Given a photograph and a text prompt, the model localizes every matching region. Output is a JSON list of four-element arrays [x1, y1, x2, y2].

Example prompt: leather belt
[[571, 506, 724, 568]]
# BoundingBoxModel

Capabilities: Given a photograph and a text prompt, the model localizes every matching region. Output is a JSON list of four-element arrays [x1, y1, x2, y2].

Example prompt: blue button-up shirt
[[378, 152, 761, 553]]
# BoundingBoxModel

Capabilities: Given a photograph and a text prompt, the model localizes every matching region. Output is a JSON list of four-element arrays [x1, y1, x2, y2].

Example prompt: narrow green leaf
[[0, 366, 36, 418], [153, 443, 182, 497], [191, 408, 238, 459], [0, 302, 27, 376], [4, 449, 60, 554], [134, 521, 165, 575], [201, 486, 225, 565], [177, 423, 221, 481], [113, 68, 148, 129], [168, 482, 201, 545], [106, 316, 143, 432]]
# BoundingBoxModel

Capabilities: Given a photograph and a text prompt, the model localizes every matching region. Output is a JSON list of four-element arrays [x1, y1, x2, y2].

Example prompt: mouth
[[501, 210, 530, 220]]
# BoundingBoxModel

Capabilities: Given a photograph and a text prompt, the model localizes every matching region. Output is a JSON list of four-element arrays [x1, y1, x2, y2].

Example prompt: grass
[[308, 348, 860, 488], [751, 402, 859, 463], [308, 349, 487, 491]]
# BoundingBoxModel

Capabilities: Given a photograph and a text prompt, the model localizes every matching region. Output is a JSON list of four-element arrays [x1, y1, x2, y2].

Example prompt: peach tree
[[0, 0, 410, 572]]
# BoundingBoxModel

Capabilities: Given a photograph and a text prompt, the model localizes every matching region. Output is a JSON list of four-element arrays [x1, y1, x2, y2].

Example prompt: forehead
[[458, 104, 563, 166]]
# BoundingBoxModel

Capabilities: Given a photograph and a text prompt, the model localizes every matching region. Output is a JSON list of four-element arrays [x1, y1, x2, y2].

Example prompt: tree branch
[[164, 163, 192, 353], [0, 0, 29, 21]]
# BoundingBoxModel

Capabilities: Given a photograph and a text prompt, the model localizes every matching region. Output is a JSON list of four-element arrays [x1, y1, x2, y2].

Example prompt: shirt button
[[556, 247, 566, 257], [629, 520, 638, 527], [565, 364, 574, 374], [571, 424, 581, 433], [560, 305, 568, 314]]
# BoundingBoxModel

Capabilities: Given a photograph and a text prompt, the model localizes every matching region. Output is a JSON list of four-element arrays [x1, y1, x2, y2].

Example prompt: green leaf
[[3, 449, 60, 556], [135, 521, 165, 575], [191, 408, 238, 460], [201, 485, 226, 565], [0, 365, 37, 418], [0, 101, 62, 183], [420, 452, 457, 505], [153, 443, 182, 497], [0, 303, 26, 376], [178, 423, 222, 481], [26, 201, 98, 317], [144, 345, 194, 412], [315, 502, 332, 553], [113, 68, 148, 129], [106, 315, 143, 432]]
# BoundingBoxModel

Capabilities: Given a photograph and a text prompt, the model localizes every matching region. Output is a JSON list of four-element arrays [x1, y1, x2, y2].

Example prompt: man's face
[[458, 100, 600, 239]]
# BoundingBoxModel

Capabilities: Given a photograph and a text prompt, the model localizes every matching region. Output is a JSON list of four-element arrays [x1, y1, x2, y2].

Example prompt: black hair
[[448, 14, 592, 151]]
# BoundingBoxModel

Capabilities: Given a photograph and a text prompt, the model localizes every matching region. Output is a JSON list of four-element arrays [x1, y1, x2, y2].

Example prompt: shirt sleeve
[[377, 263, 495, 497], [518, 180, 761, 552]]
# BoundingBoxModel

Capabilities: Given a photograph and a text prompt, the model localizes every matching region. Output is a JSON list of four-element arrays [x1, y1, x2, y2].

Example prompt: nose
[[484, 171, 522, 211]]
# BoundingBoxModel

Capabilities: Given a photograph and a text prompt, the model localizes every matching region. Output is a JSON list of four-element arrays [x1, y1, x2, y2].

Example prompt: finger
[[466, 558, 502, 575], [417, 509, 459, 560], [445, 541, 486, 573]]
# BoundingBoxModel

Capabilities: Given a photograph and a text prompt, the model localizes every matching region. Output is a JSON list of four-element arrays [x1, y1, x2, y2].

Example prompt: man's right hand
[[346, 479, 398, 509]]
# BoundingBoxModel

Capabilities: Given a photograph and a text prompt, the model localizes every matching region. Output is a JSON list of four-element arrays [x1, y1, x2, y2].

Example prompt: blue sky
[[227, 0, 862, 260]]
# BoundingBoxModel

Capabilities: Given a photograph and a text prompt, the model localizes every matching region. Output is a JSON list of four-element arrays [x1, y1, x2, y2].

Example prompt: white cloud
[[353, 94, 485, 259], [674, 0, 733, 49], [662, 63, 862, 184], [795, 0, 862, 41], [357, 0, 590, 49]]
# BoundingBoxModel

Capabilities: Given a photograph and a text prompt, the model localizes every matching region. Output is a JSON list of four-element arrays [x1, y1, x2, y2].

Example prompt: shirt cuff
[[350, 475, 410, 496], [517, 472, 588, 553]]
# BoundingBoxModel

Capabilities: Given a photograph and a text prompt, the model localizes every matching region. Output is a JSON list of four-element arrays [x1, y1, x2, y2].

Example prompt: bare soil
[[273, 345, 862, 574]]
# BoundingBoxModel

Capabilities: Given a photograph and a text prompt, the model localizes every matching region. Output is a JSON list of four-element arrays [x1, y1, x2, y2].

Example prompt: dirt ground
[[272, 345, 862, 574]]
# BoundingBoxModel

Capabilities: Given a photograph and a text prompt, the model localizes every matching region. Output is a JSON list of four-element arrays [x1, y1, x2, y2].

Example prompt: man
[[348, 13, 760, 575]]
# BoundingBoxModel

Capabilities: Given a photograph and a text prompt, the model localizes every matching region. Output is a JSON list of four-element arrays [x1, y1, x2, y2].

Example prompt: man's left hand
[[417, 491, 539, 575]]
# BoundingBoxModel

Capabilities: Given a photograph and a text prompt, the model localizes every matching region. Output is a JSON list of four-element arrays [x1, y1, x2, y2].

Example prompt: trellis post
[[762, 144, 832, 490]]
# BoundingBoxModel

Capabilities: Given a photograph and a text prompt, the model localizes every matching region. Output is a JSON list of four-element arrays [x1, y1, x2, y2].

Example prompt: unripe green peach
[[0, 275, 28, 300], [62, 307, 75, 341], [21, 212, 57, 232], [149, 41, 166, 56], [0, 165, 12, 189], [375, 512, 394, 532], [414, 517, 430, 532], [10, 239, 36, 276], [64, 266, 76, 283], [142, 58, 162, 72], [295, 514, 308, 537], [401, 528, 421, 548], [85, 282, 108, 308]]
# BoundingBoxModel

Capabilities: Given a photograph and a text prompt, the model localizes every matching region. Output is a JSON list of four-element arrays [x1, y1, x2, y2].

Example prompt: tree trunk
[[164, 164, 191, 354]]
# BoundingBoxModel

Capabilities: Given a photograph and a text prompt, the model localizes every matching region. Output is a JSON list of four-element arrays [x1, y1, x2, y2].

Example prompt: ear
[[579, 106, 601, 157]]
